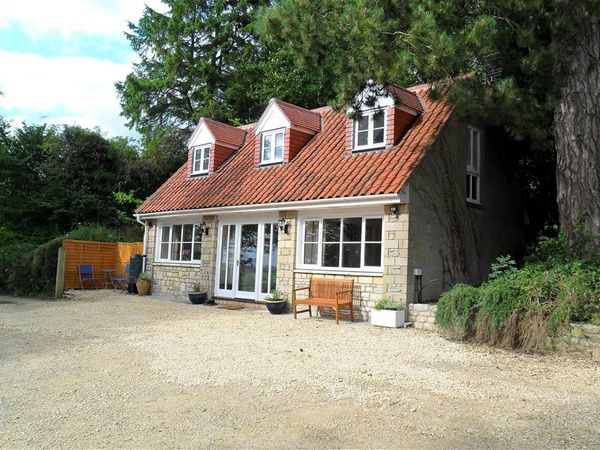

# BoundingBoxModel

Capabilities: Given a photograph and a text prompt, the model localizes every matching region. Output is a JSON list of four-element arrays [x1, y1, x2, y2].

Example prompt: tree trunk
[[554, 14, 600, 253]]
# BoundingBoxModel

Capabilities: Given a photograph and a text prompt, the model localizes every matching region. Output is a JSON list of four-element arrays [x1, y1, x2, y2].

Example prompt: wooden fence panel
[[63, 240, 142, 289]]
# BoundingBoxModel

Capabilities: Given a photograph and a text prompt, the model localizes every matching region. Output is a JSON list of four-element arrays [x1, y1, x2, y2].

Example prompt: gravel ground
[[0, 291, 599, 449]]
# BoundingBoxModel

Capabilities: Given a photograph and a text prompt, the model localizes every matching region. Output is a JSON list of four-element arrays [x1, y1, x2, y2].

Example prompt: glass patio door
[[215, 221, 278, 300]]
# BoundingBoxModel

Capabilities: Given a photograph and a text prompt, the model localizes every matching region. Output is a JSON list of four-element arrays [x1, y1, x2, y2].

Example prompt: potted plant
[[370, 298, 405, 328], [188, 283, 208, 304], [264, 290, 286, 314], [136, 272, 151, 296]]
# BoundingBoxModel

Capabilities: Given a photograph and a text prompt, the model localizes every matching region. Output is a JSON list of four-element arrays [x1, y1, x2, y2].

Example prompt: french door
[[215, 220, 278, 300]]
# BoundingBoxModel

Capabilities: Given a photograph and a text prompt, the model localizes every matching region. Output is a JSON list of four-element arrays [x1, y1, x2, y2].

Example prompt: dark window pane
[[343, 218, 362, 242], [323, 218, 340, 242], [262, 224, 271, 293], [270, 227, 278, 292], [365, 243, 382, 266], [365, 218, 382, 241], [472, 175, 478, 200], [192, 242, 201, 260], [194, 225, 203, 242], [342, 243, 361, 268], [322, 243, 340, 267], [357, 116, 369, 131], [172, 225, 182, 243], [170, 242, 181, 260], [161, 226, 170, 242], [181, 242, 192, 261], [160, 243, 169, 259], [466, 174, 471, 198], [357, 130, 368, 146], [183, 224, 193, 241], [373, 113, 385, 128], [303, 243, 318, 264], [304, 220, 319, 242], [373, 128, 384, 144]]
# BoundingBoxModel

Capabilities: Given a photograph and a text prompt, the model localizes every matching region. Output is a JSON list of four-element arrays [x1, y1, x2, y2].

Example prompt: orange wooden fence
[[63, 239, 143, 289]]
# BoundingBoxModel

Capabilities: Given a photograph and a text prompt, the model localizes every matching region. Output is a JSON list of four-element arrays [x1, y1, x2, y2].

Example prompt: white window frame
[[261, 129, 285, 164], [192, 145, 210, 175], [297, 214, 384, 273], [353, 109, 387, 151], [466, 126, 481, 204], [155, 223, 203, 264]]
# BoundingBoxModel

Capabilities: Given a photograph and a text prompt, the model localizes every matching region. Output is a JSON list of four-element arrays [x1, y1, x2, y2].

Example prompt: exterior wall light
[[278, 217, 291, 234], [199, 220, 210, 236], [389, 205, 399, 217]]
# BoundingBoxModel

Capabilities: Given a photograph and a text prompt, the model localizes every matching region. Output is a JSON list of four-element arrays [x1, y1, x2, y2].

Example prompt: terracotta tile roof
[[138, 83, 453, 214], [273, 99, 321, 132], [201, 118, 246, 147], [385, 82, 424, 113]]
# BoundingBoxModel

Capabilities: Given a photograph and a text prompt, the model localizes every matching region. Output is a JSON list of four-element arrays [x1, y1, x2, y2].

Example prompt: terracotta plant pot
[[136, 279, 151, 296]]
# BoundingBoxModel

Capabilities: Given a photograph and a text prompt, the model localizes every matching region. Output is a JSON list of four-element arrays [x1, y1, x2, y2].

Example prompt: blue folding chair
[[111, 264, 130, 293], [78, 264, 98, 290]]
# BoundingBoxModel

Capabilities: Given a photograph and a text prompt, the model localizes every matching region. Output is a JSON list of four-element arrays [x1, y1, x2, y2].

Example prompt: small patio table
[[101, 269, 116, 289]]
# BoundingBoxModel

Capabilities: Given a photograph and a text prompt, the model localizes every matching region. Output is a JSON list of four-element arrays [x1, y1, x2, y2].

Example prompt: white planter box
[[370, 308, 405, 328]]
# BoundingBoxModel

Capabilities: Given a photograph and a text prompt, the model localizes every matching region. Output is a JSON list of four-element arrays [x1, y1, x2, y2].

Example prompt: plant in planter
[[370, 298, 405, 328], [188, 283, 208, 305], [136, 272, 151, 296], [264, 290, 286, 314]]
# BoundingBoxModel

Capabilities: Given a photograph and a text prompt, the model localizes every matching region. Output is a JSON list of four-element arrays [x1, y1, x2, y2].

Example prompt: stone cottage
[[135, 82, 525, 319]]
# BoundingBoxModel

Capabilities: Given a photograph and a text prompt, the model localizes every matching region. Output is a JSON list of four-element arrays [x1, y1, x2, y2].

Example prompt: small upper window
[[354, 110, 386, 151], [192, 145, 210, 175], [466, 126, 481, 204], [261, 130, 284, 164]]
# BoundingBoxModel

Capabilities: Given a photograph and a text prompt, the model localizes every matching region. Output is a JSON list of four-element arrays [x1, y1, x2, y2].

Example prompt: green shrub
[[373, 298, 405, 310], [435, 284, 480, 337]]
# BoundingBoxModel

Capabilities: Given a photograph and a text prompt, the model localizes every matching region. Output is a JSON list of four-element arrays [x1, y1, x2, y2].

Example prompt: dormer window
[[192, 145, 210, 175], [261, 129, 284, 164], [353, 110, 386, 151]]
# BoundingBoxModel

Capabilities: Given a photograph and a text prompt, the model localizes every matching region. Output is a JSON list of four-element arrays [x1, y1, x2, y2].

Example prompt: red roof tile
[[138, 84, 452, 214], [274, 99, 321, 132], [202, 118, 246, 147]]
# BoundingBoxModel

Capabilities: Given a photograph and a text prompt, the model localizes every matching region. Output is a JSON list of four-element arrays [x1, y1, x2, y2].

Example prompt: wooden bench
[[292, 278, 354, 325]]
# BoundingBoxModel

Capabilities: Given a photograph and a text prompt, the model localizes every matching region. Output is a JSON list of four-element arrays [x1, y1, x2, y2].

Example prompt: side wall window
[[466, 126, 481, 203]]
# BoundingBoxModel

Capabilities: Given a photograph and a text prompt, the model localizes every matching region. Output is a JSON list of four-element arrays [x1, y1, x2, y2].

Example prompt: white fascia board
[[255, 101, 290, 134], [135, 193, 408, 220], [187, 120, 215, 148]]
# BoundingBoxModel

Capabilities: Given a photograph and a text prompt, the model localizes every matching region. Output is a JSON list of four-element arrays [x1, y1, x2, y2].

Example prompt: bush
[[435, 284, 480, 337], [436, 244, 600, 351], [373, 298, 405, 310]]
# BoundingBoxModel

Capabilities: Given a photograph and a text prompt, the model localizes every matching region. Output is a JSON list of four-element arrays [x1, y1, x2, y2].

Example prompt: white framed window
[[353, 109, 386, 151], [466, 126, 481, 204], [192, 145, 210, 175], [157, 223, 203, 263], [261, 129, 284, 164], [299, 216, 383, 271]]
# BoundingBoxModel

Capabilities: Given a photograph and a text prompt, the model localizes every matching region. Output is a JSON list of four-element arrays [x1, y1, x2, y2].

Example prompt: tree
[[261, 0, 600, 252], [116, 0, 339, 134]]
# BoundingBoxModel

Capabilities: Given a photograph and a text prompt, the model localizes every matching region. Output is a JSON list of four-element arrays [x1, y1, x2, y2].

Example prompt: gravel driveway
[[1, 291, 599, 449]]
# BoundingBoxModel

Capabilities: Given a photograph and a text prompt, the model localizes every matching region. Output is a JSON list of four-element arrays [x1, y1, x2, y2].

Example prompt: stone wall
[[408, 303, 438, 331], [145, 215, 218, 300], [544, 323, 600, 362], [382, 204, 410, 303]]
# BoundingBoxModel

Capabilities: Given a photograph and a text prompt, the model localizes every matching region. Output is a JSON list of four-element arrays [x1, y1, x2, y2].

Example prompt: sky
[[0, 0, 167, 138]]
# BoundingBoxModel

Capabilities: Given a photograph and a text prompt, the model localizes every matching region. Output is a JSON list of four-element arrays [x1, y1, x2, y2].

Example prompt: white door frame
[[214, 214, 278, 301]]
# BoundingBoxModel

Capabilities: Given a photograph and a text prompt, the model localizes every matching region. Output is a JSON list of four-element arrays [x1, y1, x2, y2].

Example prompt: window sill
[[258, 161, 284, 167], [295, 268, 383, 277], [153, 261, 202, 267], [352, 145, 386, 153], [466, 200, 484, 209], [189, 172, 209, 178]]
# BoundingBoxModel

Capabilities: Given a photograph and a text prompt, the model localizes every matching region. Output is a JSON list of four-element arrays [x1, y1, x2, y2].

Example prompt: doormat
[[218, 305, 245, 310]]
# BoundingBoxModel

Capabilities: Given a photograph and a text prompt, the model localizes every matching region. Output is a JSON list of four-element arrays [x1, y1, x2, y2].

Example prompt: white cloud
[[0, 50, 134, 136], [0, 0, 168, 38]]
